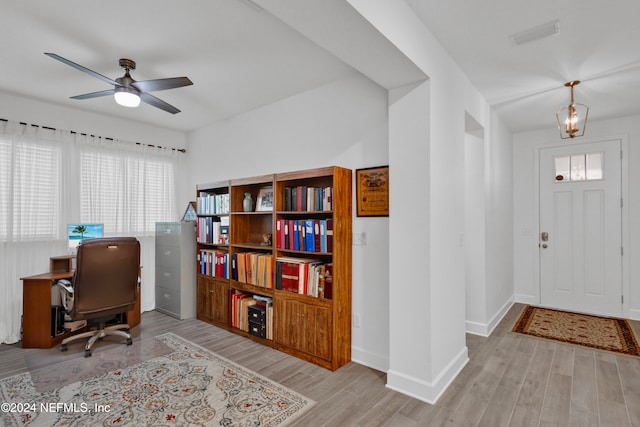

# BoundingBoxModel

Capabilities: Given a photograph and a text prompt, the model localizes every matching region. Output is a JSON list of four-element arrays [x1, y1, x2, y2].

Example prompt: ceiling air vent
[[511, 20, 560, 46]]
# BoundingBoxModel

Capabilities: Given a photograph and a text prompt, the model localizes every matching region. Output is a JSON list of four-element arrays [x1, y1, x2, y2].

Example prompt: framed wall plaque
[[356, 166, 389, 217]]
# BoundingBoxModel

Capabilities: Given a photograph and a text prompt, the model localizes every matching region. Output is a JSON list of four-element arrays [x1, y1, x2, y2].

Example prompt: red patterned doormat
[[512, 305, 640, 357]]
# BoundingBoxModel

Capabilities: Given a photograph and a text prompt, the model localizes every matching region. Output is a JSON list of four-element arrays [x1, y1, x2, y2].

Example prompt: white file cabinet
[[155, 222, 196, 319]]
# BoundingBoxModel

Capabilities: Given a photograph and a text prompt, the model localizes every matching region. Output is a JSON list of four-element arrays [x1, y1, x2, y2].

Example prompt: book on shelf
[[231, 252, 274, 288], [197, 192, 229, 215], [197, 217, 229, 245], [293, 219, 300, 251], [275, 257, 329, 298], [313, 220, 321, 253], [276, 220, 284, 249], [319, 219, 327, 252], [324, 263, 333, 299], [197, 249, 229, 278], [304, 220, 314, 252], [282, 185, 333, 211], [275, 218, 332, 253], [228, 290, 273, 336]]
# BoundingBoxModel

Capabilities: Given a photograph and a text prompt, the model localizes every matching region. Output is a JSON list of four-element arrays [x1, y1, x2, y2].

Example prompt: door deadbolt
[[541, 232, 549, 241]]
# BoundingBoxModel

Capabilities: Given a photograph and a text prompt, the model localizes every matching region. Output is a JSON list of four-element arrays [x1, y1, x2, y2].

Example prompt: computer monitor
[[68, 223, 104, 250]]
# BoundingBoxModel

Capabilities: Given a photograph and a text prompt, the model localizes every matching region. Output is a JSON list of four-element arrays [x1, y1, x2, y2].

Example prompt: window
[[0, 139, 10, 238], [554, 152, 603, 182], [0, 136, 59, 240], [0, 123, 177, 242], [80, 151, 175, 235]]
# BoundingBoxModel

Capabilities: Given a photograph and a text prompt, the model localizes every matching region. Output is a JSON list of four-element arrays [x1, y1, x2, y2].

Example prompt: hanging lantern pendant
[[556, 80, 589, 139]]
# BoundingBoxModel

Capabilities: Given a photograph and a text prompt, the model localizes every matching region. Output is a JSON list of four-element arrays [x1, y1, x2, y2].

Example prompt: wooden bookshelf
[[195, 166, 352, 370]]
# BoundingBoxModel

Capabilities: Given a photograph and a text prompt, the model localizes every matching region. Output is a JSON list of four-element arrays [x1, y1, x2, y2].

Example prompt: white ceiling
[[405, 0, 640, 133], [2, 1, 639, 134], [0, 0, 359, 133]]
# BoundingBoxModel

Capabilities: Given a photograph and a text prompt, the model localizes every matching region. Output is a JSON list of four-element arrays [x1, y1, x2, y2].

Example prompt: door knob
[[542, 244, 548, 249]]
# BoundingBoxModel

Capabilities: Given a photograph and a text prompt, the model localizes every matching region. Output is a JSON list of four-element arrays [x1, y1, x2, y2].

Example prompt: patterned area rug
[[0, 333, 314, 426], [512, 305, 640, 357]]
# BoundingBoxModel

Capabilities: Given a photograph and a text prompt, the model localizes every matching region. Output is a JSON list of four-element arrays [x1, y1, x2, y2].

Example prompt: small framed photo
[[256, 187, 274, 211], [356, 166, 389, 217]]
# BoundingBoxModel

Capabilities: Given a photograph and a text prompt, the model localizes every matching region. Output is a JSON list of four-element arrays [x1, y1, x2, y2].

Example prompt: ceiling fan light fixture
[[556, 80, 588, 139], [114, 87, 140, 108]]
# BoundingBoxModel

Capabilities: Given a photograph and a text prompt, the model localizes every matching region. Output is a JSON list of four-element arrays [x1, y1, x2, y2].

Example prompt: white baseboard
[[351, 346, 389, 373], [629, 308, 640, 321], [386, 346, 468, 404], [514, 293, 537, 305], [466, 297, 514, 337]]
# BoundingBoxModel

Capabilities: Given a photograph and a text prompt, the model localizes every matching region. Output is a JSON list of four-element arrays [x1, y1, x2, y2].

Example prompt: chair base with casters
[[60, 318, 133, 357]]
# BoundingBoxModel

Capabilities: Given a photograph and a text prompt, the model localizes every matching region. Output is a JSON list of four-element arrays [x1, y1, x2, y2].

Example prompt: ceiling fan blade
[[71, 89, 117, 100], [139, 92, 181, 114], [132, 77, 193, 93], [45, 52, 121, 87]]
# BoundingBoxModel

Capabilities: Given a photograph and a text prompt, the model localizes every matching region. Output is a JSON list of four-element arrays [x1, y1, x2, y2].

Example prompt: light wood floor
[[2, 303, 639, 426]]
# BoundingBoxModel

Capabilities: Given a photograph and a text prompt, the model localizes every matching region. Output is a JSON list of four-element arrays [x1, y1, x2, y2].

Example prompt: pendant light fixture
[[556, 80, 589, 139]]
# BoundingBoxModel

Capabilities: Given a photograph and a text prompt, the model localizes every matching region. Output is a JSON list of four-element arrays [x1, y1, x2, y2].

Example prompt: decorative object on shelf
[[356, 165, 389, 217], [182, 201, 197, 222], [243, 192, 253, 212], [260, 233, 272, 246], [256, 187, 274, 211], [556, 80, 589, 139]]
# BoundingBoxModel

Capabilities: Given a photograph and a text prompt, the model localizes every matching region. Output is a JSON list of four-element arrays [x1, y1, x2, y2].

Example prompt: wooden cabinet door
[[211, 281, 228, 326], [274, 297, 302, 349], [197, 276, 228, 327], [196, 276, 213, 323], [275, 297, 332, 361], [301, 304, 332, 361]]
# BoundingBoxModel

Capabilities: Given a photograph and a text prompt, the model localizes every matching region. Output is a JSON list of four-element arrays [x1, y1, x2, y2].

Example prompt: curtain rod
[[0, 118, 187, 153]]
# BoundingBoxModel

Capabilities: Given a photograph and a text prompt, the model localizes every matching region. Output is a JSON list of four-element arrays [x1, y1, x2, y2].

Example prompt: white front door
[[539, 139, 622, 316]]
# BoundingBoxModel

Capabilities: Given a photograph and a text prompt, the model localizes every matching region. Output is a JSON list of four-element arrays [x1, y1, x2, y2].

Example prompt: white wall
[[464, 110, 514, 337], [186, 74, 391, 369], [484, 111, 514, 332], [513, 114, 640, 320], [0, 92, 186, 149], [388, 80, 433, 392], [465, 131, 487, 332], [347, 0, 514, 402]]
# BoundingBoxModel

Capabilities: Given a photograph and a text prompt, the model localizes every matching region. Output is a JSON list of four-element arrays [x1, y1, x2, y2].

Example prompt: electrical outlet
[[353, 314, 361, 328]]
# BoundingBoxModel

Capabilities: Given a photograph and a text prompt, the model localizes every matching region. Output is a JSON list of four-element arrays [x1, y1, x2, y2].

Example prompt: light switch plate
[[353, 232, 367, 246]]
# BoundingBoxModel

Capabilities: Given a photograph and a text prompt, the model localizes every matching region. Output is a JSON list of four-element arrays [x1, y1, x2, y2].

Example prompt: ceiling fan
[[45, 52, 193, 114]]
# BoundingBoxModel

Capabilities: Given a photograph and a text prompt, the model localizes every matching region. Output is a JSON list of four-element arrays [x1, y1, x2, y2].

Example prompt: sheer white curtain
[[0, 120, 179, 344]]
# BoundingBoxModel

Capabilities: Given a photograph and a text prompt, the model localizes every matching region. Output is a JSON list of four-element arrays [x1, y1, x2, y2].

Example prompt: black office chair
[[60, 237, 140, 357]]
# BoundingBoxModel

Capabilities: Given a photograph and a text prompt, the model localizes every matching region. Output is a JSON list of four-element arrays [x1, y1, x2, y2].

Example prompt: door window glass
[[554, 152, 602, 182]]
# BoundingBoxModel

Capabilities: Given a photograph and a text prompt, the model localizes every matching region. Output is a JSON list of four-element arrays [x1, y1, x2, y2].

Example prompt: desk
[[21, 270, 141, 348]]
